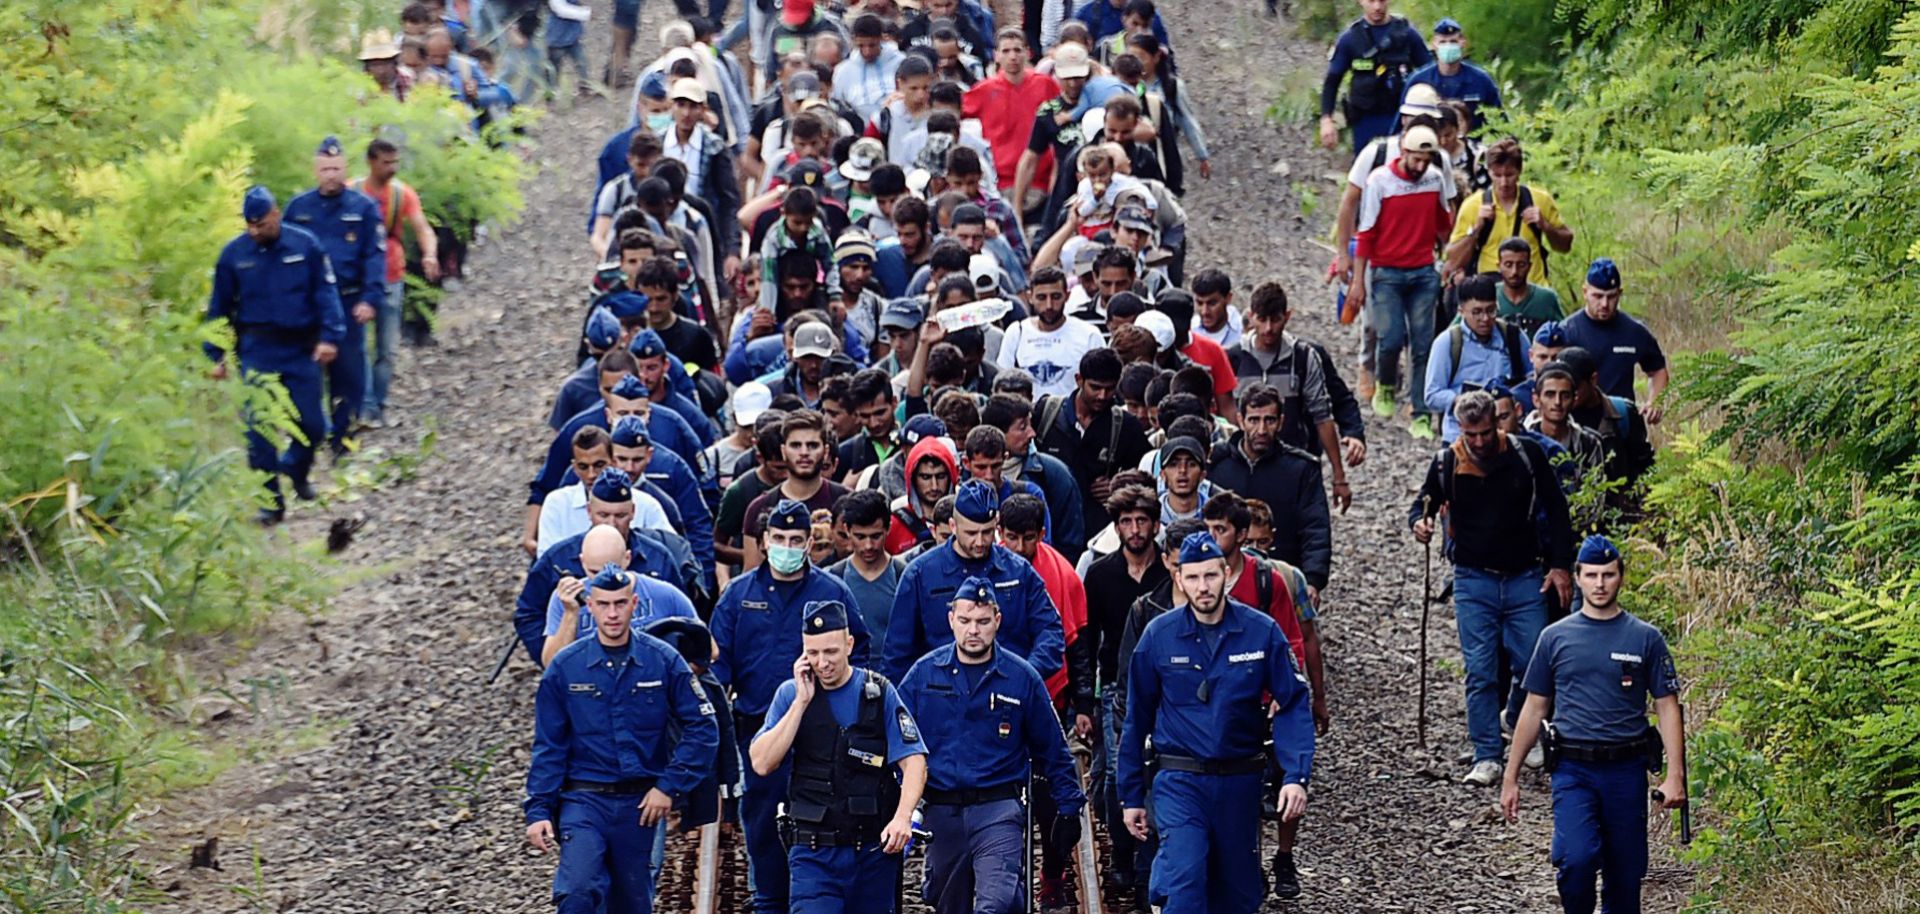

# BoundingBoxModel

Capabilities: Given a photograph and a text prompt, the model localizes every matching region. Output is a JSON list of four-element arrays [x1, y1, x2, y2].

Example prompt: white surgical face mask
[[1436, 44, 1463, 64], [768, 543, 808, 574], [646, 112, 673, 132]]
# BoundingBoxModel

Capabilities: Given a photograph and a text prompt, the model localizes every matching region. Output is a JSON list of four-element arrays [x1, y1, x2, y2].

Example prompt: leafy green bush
[[0, 1, 528, 909]]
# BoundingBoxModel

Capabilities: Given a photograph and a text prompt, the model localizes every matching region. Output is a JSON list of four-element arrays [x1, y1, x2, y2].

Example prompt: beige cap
[[358, 28, 400, 60], [1053, 43, 1092, 79], [1400, 126, 1441, 153], [669, 77, 706, 104], [1400, 83, 1443, 116]]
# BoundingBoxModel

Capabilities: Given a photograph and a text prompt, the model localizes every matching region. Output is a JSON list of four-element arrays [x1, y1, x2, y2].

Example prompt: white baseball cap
[[1135, 310, 1176, 350], [732, 381, 773, 426]]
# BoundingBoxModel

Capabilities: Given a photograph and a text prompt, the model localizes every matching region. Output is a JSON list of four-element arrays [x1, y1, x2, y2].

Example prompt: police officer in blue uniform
[[1118, 532, 1316, 914], [899, 576, 1086, 914], [524, 565, 720, 914], [711, 500, 874, 914], [748, 600, 928, 914], [514, 470, 702, 664], [205, 185, 347, 525], [1318, 2, 1432, 153], [1502, 536, 1687, 914], [882, 480, 1065, 684], [628, 327, 721, 447], [282, 136, 387, 455]]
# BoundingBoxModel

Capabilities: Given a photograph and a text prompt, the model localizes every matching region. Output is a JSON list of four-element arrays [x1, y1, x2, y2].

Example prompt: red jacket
[[1354, 157, 1453, 270], [1026, 540, 1086, 703], [885, 436, 957, 554]]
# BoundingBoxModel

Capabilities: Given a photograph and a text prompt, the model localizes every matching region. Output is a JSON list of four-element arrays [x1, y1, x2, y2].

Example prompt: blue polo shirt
[[1558, 310, 1666, 402], [1521, 609, 1679, 744]]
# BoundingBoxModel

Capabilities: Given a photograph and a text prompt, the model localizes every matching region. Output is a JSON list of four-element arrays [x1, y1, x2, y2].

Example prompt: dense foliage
[[0, 2, 526, 909], [1293, 0, 1920, 905]]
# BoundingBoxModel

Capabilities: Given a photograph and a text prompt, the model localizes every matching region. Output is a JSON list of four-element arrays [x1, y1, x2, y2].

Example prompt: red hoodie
[[1026, 541, 1086, 704], [885, 437, 957, 555]]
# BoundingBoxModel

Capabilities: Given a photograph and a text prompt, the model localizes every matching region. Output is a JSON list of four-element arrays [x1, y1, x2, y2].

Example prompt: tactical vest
[[1344, 16, 1421, 118], [787, 671, 901, 834]]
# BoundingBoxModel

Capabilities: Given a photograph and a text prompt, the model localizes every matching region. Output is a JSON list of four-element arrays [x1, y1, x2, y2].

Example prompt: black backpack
[[1463, 186, 1547, 279], [1444, 318, 1529, 388]]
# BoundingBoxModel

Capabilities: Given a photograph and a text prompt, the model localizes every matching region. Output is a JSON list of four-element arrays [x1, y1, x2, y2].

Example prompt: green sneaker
[[1371, 384, 1396, 418], [1410, 415, 1436, 440]]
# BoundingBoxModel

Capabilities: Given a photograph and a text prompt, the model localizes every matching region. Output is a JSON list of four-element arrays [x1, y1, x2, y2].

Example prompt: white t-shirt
[[1348, 133, 1456, 190], [536, 483, 676, 556], [996, 315, 1106, 399], [1192, 308, 1244, 348]]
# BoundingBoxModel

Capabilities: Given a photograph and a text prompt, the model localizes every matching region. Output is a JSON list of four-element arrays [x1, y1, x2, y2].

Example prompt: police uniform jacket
[[540, 404, 707, 498], [513, 529, 694, 664], [524, 632, 720, 824], [283, 187, 388, 309], [710, 565, 872, 718], [899, 644, 1085, 813], [1116, 598, 1315, 810], [534, 432, 717, 585], [882, 542, 1065, 683], [205, 223, 346, 367]]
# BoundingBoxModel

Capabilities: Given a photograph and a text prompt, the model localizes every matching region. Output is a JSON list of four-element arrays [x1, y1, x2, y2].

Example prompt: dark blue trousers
[[789, 843, 900, 914], [923, 798, 1025, 914], [1148, 770, 1263, 914], [553, 790, 662, 914], [239, 339, 326, 508], [326, 318, 369, 447], [1550, 758, 1649, 914], [741, 761, 790, 914]]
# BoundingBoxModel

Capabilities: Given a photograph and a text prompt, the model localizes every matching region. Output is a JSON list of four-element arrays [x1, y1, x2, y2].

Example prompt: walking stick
[[1417, 495, 1433, 749]]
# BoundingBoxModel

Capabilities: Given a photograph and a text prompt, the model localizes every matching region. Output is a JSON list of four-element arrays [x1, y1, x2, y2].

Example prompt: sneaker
[[1525, 741, 1545, 770], [1455, 746, 1475, 765], [1371, 384, 1396, 418], [1409, 415, 1435, 440], [1271, 850, 1301, 899], [1463, 759, 1502, 786], [360, 415, 387, 431]]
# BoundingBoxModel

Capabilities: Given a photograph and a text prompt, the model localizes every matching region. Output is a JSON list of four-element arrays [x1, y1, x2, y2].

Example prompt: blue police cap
[[629, 327, 667, 360], [242, 185, 277, 222], [1576, 534, 1622, 567], [1484, 379, 1514, 401], [953, 479, 1000, 523], [590, 466, 634, 503], [316, 135, 345, 157], [767, 498, 812, 532], [1586, 257, 1622, 291], [646, 616, 715, 665], [585, 307, 622, 351], [604, 290, 650, 320], [953, 575, 997, 605], [586, 564, 634, 595], [902, 414, 947, 446], [803, 600, 851, 633], [610, 416, 652, 448], [1533, 320, 1566, 348], [639, 69, 670, 100], [1433, 17, 1462, 35], [608, 374, 651, 401], [1177, 531, 1225, 565]]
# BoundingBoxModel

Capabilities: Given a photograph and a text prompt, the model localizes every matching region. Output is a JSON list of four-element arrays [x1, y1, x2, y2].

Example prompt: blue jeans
[[1368, 264, 1439, 414], [1453, 566, 1548, 762], [1551, 758, 1649, 914], [365, 279, 403, 419]]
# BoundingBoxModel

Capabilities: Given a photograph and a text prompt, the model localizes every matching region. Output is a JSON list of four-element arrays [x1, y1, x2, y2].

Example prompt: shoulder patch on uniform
[[897, 707, 920, 742]]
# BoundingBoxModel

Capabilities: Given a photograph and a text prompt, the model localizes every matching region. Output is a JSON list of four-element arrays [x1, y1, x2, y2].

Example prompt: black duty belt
[[788, 826, 881, 848], [924, 781, 1023, 806], [235, 325, 319, 344], [1155, 754, 1268, 776], [1558, 739, 1653, 764], [562, 778, 658, 795]]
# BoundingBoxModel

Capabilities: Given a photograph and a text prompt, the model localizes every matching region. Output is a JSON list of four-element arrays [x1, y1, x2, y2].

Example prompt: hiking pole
[[487, 630, 519, 685], [1417, 495, 1433, 750]]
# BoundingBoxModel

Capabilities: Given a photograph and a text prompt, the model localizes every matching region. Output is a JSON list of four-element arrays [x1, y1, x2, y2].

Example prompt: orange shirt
[[353, 176, 423, 283]]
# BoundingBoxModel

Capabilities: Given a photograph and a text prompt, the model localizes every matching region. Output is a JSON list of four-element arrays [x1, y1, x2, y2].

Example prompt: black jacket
[[1409, 433, 1573, 574], [1111, 580, 1177, 725], [1207, 433, 1332, 588]]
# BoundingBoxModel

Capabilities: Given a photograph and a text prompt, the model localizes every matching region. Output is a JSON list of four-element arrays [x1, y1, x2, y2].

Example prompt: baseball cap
[[358, 28, 400, 60], [840, 137, 885, 182], [1116, 203, 1155, 232], [1135, 309, 1176, 350], [902, 414, 947, 445], [793, 322, 836, 358], [1400, 83, 1443, 117], [782, 0, 815, 26], [1158, 435, 1207, 466], [784, 157, 829, 191], [1053, 42, 1092, 79], [669, 77, 706, 104], [732, 381, 773, 426], [787, 70, 822, 101], [1400, 126, 1441, 153], [1433, 17, 1463, 35], [881, 298, 926, 330], [968, 253, 1002, 294], [1071, 242, 1104, 277]]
